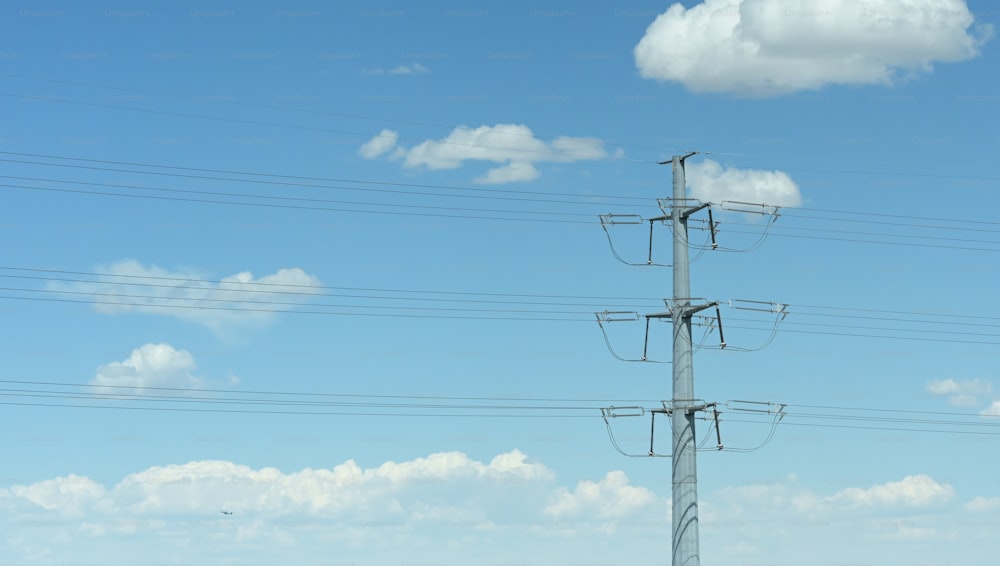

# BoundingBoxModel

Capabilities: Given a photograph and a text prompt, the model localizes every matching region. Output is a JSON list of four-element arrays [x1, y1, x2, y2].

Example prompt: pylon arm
[[602, 406, 645, 418], [599, 213, 644, 225], [596, 311, 640, 322], [680, 202, 711, 220]]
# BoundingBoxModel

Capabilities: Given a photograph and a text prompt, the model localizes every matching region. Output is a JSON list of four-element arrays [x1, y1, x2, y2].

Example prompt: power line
[[3, 376, 996, 436], [0, 400, 596, 418], [0, 274, 660, 310], [0, 294, 595, 322], [7, 152, 1000, 247], [0, 174, 606, 219], [1, 93, 653, 164], [2, 181, 596, 224], [0, 150, 653, 203], [697, 151, 1000, 183], [0, 379, 660, 404], [5, 265, 1000, 343], [0, 378, 643, 418], [720, 220, 1000, 248], [0, 265, 663, 302], [723, 417, 1000, 437], [0, 73, 680, 159], [719, 226, 1000, 253], [1, 285, 607, 316]]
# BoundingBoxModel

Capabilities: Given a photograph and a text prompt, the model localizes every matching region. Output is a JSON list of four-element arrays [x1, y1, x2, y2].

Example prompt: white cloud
[[3, 450, 557, 521], [634, 0, 993, 96], [927, 378, 993, 407], [828, 475, 954, 508], [91, 343, 204, 391], [0, 452, 683, 563], [366, 63, 430, 76], [0, 462, 991, 563], [544, 471, 658, 519], [9, 475, 107, 517], [388, 63, 428, 75], [474, 161, 540, 184], [49, 260, 323, 334], [358, 128, 398, 159], [687, 158, 801, 207], [980, 401, 1000, 417], [358, 123, 614, 184], [963, 496, 1000, 512], [712, 476, 820, 516], [880, 523, 938, 541]]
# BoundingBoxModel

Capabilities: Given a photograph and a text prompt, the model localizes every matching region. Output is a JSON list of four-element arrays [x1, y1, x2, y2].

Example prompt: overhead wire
[[0, 378, 661, 404], [0, 293, 596, 322], [0, 74, 681, 159], [0, 151, 654, 204], [0, 173, 605, 220], [10, 74, 1000, 181], [3, 181, 598, 224], [2, 266, 998, 344], [1, 93, 655, 164], [0, 265, 664, 304], [0, 378, 646, 418], [5, 152, 1000, 249], [2, 376, 998, 436]]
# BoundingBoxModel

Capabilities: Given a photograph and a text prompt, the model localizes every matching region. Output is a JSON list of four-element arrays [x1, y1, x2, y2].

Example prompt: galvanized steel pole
[[670, 154, 700, 566]]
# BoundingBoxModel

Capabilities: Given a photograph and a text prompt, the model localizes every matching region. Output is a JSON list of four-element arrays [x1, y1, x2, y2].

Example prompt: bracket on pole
[[719, 200, 782, 218], [602, 406, 646, 418], [729, 299, 789, 320], [657, 151, 698, 166], [599, 213, 644, 226], [596, 310, 640, 322]]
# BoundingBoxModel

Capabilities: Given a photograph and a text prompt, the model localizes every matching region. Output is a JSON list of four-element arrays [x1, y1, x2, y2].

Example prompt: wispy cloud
[[358, 124, 617, 184], [48, 260, 323, 335], [827, 475, 955, 508], [926, 378, 993, 407], [365, 62, 429, 75]]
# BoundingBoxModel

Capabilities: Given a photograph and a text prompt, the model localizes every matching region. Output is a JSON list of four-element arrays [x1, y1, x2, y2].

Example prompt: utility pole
[[669, 152, 700, 566], [597, 153, 719, 566], [597, 154, 788, 566]]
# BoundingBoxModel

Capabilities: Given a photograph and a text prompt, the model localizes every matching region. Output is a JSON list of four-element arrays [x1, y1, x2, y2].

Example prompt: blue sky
[[1, 0, 999, 563]]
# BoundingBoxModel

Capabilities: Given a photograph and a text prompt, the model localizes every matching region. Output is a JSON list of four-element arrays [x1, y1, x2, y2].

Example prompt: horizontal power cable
[[719, 226, 1000, 252], [1, 74, 680, 158], [0, 285, 608, 316], [723, 316, 1000, 339], [0, 152, 653, 205], [0, 389, 604, 412], [0, 273, 661, 309], [721, 220, 1000, 247], [1, 182, 595, 224], [11, 74, 1000, 181], [0, 174, 608, 219], [0, 294, 594, 322], [722, 416, 1000, 437], [723, 323, 1000, 346], [0, 400, 596, 418], [778, 211, 1000, 235], [0, 379, 660, 404], [1, 93, 654, 164], [0, 266, 663, 301]]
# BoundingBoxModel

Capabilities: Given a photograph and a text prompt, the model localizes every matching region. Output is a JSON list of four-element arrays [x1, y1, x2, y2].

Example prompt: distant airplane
[[221, 510, 233, 515]]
